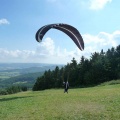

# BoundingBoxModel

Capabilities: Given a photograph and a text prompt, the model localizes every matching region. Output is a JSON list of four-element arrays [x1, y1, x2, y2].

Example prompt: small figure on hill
[[63, 81, 69, 93]]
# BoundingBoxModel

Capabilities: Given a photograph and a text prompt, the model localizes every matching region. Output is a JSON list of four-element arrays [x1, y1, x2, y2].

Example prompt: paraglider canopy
[[35, 23, 84, 51]]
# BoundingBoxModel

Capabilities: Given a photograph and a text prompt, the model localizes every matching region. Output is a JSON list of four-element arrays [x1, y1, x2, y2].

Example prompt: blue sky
[[0, 0, 120, 64]]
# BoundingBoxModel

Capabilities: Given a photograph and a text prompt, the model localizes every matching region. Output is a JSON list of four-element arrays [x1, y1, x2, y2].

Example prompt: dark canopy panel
[[35, 23, 84, 50]]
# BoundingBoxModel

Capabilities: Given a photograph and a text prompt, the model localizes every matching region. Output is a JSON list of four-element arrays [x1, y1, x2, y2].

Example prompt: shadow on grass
[[0, 96, 32, 102]]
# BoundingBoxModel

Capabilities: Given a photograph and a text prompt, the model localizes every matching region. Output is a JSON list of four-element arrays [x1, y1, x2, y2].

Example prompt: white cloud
[[36, 38, 55, 56], [0, 31, 119, 64], [83, 31, 119, 56], [89, 0, 112, 10], [0, 18, 10, 25]]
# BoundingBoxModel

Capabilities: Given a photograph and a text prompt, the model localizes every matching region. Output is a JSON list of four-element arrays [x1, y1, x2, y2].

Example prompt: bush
[[6, 86, 21, 94], [0, 90, 8, 95]]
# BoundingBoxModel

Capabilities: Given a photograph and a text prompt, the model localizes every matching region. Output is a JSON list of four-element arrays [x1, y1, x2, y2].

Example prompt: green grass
[[0, 84, 120, 120], [99, 79, 120, 86]]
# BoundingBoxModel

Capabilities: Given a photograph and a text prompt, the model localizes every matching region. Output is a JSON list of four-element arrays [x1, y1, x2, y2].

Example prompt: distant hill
[[0, 63, 60, 70], [1, 66, 60, 74], [0, 72, 44, 89], [0, 63, 64, 89], [0, 63, 63, 72]]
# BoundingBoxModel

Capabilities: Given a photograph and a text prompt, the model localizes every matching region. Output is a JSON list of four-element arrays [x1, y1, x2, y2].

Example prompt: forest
[[33, 45, 120, 91]]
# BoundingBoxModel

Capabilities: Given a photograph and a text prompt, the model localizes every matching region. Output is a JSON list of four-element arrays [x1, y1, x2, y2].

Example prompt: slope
[[0, 84, 120, 120]]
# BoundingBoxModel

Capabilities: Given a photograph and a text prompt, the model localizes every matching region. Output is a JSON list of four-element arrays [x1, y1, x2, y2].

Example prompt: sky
[[0, 0, 120, 64]]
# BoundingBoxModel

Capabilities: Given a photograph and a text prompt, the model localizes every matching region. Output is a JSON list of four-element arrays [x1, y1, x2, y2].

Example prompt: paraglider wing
[[35, 25, 51, 42], [35, 23, 84, 50]]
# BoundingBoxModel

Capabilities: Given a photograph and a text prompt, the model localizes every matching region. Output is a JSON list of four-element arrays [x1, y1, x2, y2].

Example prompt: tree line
[[33, 45, 120, 91], [0, 86, 28, 95]]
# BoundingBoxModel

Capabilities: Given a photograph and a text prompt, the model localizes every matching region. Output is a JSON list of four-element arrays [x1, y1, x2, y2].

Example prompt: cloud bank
[[0, 31, 119, 64]]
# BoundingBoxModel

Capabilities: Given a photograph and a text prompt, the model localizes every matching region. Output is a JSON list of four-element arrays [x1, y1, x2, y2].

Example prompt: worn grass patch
[[0, 84, 120, 120]]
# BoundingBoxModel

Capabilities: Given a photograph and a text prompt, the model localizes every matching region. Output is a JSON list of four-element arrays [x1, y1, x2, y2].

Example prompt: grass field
[[0, 84, 120, 120]]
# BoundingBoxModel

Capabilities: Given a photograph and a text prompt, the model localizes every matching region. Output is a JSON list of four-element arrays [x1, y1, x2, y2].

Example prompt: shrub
[[0, 85, 28, 95], [0, 90, 8, 95]]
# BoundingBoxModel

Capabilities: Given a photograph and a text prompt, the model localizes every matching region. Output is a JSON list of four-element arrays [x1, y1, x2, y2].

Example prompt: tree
[[33, 44, 120, 91]]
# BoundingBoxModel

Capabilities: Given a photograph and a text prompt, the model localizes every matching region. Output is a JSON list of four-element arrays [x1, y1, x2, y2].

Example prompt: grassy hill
[[0, 84, 120, 120]]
